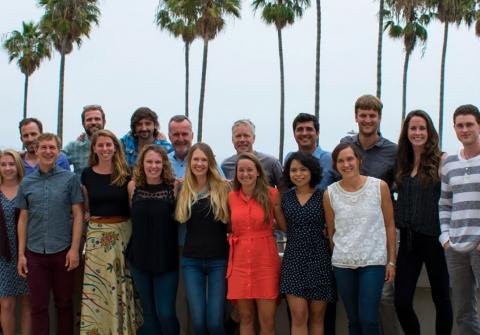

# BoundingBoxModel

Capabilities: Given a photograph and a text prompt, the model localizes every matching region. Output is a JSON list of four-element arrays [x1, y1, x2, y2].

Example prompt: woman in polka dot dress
[[280, 151, 335, 335]]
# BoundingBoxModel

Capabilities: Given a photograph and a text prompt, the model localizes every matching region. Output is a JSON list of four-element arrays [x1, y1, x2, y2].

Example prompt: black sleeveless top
[[183, 197, 229, 259], [81, 167, 130, 217], [395, 175, 441, 237], [127, 183, 178, 272]]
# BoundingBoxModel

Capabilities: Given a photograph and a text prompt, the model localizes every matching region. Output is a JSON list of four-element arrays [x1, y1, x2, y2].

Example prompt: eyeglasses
[[83, 104, 103, 112]]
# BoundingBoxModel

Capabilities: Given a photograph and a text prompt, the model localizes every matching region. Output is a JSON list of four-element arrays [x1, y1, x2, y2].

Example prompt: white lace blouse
[[327, 177, 387, 268]]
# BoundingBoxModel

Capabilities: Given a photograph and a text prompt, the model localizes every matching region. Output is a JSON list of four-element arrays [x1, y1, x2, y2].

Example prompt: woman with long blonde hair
[[227, 152, 286, 335], [0, 150, 31, 335], [80, 129, 139, 334], [175, 143, 230, 335]]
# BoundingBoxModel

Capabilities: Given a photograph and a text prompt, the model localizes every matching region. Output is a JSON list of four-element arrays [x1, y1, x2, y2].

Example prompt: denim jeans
[[334, 265, 385, 335], [182, 256, 227, 335], [129, 263, 180, 335], [445, 248, 480, 335]]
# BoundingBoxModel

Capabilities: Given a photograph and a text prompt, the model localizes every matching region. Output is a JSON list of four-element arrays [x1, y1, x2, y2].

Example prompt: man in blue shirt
[[19, 118, 70, 175], [167, 114, 195, 335], [287, 113, 336, 191], [121, 107, 173, 167], [16, 133, 83, 335]]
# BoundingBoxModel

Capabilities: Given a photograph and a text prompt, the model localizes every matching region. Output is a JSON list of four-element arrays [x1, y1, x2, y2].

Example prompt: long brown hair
[[232, 152, 272, 224], [395, 110, 442, 187], [133, 144, 175, 188], [89, 129, 130, 186]]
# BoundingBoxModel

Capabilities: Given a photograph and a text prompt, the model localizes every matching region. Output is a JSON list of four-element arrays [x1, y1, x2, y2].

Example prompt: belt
[[90, 216, 129, 224], [226, 230, 273, 278]]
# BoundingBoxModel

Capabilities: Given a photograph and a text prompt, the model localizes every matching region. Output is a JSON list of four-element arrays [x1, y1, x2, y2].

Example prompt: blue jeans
[[129, 263, 180, 335], [334, 265, 385, 335], [182, 256, 227, 335]]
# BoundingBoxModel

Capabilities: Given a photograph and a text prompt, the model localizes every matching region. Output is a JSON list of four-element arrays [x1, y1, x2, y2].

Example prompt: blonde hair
[[0, 149, 24, 184], [232, 152, 272, 223], [175, 143, 230, 224], [89, 129, 130, 186], [133, 144, 175, 188]]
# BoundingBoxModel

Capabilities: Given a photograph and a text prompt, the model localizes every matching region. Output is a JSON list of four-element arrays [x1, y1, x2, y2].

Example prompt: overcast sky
[[1, 1, 479, 161]]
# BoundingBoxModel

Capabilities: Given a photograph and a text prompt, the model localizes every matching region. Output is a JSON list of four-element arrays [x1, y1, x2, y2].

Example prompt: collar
[[36, 165, 60, 177], [354, 134, 387, 150]]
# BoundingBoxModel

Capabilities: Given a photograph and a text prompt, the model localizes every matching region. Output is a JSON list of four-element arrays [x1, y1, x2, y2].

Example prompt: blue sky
[[1, 1, 479, 161]]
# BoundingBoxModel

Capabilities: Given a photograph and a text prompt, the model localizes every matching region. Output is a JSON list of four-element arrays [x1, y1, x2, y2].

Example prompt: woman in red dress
[[227, 152, 286, 335]]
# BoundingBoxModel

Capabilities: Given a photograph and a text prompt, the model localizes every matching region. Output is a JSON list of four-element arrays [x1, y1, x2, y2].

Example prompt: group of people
[[0, 96, 479, 335]]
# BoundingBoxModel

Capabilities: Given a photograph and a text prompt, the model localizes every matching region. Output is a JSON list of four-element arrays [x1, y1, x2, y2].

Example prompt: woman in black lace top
[[127, 144, 179, 335], [394, 110, 452, 334]]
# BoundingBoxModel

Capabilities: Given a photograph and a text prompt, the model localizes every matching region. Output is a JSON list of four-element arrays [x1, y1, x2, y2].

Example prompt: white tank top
[[327, 177, 387, 268]]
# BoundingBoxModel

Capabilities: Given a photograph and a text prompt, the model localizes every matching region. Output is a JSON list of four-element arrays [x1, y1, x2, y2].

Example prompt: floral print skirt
[[80, 220, 141, 335]]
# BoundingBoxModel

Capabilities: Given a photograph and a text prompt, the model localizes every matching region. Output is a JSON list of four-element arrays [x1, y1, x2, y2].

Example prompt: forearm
[[17, 210, 28, 257], [70, 205, 83, 251], [386, 224, 396, 263]]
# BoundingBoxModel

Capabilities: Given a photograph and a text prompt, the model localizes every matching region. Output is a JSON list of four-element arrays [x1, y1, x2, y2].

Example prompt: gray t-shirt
[[221, 151, 286, 190]]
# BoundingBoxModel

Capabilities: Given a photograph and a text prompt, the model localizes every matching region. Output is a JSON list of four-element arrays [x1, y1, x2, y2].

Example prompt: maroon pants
[[26, 249, 75, 335]]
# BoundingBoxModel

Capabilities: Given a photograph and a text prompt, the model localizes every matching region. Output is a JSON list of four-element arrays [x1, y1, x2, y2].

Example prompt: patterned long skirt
[[80, 220, 141, 335]]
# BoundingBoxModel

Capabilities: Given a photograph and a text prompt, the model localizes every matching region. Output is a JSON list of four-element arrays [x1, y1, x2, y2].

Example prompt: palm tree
[[156, 0, 198, 117], [38, 0, 100, 141], [196, 0, 241, 142], [252, 0, 309, 162], [385, 0, 430, 122], [3, 21, 51, 119], [429, 0, 477, 147], [376, 0, 386, 99], [314, 0, 320, 119], [477, 0, 480, 35]]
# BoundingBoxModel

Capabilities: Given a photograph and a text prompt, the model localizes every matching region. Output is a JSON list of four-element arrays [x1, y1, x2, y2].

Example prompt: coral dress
[[227, 187, 280, 300]]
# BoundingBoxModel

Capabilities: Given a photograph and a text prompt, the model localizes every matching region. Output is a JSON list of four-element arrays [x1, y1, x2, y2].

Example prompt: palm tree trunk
[[277, 27, 285, 164], [439, 22, 449, 149], [314, 0, 321, 120], [197, 38, 209, 143], [23, 73, 29, 119], [401, 50, 410, 122], [376, 0, 384, 99], [57, 42, 66, 141], [185, 41, 190, 117]]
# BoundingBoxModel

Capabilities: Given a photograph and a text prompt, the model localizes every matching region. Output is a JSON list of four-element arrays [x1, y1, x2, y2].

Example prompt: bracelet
[[387, 261, 396, 268]]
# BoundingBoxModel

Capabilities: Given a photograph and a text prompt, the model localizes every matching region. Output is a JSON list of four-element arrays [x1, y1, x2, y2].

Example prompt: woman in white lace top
[[323, 142, 396, 335]]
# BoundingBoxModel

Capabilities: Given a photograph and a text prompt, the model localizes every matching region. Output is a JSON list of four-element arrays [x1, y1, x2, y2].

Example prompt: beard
[[85, 125, 102, 137], [24, 142, 36, 154]]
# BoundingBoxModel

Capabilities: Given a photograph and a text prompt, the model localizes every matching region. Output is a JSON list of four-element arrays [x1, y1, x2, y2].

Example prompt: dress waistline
[[226, 230, 273, 278]]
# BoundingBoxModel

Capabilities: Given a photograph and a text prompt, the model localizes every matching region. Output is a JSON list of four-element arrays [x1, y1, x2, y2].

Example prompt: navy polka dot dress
[[280, 188, 335, 301], [0, 192, 28, 298]]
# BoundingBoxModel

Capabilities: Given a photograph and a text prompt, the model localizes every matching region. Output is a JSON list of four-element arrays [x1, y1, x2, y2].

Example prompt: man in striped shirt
[[439, 104, 480, 334]]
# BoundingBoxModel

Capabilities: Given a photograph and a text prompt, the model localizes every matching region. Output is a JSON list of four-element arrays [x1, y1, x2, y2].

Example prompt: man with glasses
[[63, 105, 106, 177]]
